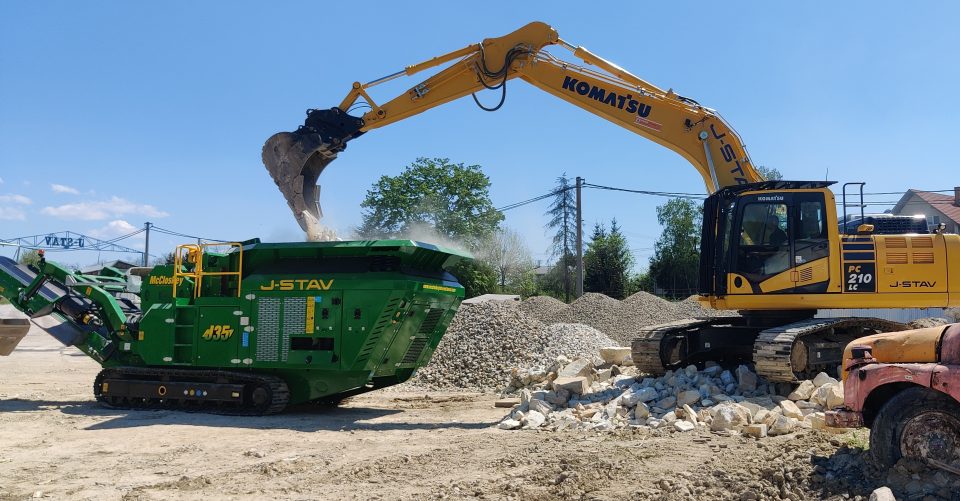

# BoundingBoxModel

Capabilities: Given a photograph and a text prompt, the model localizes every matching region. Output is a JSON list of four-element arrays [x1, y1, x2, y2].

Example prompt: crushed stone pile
[[497, 352, 850, 439], [405, 303, 617, 392], [518, 295, 567, 323], [407, 302, 545, 391], [907, 317, 951, 329], [524, 292, 737, 345]]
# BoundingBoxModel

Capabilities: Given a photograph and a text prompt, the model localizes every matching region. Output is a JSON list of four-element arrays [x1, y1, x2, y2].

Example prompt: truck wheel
[[870, 386, 960, 467]]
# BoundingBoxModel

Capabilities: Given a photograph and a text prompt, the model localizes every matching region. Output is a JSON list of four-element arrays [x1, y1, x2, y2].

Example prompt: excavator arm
[[263, 21, 764, 231]]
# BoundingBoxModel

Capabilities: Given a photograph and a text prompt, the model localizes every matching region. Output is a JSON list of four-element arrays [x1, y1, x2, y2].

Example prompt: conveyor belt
[[0, 256, 66, 302]]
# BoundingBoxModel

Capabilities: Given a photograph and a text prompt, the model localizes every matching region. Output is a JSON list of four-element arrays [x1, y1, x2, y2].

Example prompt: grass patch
[[842, 428, 870, 450]]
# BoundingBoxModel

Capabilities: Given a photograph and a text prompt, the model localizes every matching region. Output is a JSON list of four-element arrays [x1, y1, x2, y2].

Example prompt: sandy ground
[[0, 306, 899, 501]]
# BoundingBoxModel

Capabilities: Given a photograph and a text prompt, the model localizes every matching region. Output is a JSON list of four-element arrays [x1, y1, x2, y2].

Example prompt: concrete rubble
[[496, 351, 852, 438]]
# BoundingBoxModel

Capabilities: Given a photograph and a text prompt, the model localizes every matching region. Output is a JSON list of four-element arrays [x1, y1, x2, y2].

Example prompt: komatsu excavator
[[263, 21, 960, 382]]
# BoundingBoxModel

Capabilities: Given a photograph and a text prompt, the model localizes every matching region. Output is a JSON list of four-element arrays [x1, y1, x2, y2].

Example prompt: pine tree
[[543, 174, 578, 301]]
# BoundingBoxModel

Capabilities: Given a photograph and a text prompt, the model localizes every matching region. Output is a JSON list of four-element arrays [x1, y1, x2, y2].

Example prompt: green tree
[[17, 250, 43, 268], [757, 165, 783, 181], [449, 260, 498, 298], [583, 219, 634, 299], [357, 157, 503, 247], [543, 174, 577, 300], [647, 199, 702, 298], [477, 227, 533, 291]]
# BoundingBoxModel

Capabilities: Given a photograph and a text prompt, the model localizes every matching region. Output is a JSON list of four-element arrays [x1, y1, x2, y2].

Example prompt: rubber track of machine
[[93, 367, 290, 416], [753, 317, 909, 382], [631, 319, 713, 375]]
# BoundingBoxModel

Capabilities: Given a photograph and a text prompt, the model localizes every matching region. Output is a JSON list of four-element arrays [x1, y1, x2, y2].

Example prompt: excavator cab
[[700, 181, 836, 301]]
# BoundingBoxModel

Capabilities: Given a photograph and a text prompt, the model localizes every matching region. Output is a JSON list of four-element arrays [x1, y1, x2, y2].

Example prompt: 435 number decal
[[202, 324, 235, 341]]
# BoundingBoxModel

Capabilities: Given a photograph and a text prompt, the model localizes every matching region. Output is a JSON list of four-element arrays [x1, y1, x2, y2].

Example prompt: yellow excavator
[[262, 21, 960, 382]]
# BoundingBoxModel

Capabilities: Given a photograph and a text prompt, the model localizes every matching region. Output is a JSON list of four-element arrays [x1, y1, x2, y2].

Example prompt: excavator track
[[631, 318, 725, 375], [94, 367, 290, 415], [753, 317, 909, 382]]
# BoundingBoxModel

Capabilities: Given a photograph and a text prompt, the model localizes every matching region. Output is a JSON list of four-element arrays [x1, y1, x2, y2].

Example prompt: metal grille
[[256, 298, 281, 362], [799, 267, 813, 282], [418, 309, 444, 335], [886, 252, 908, 265], [282, 297, 306, 362], [401, 338, 428, 364], [913, 251, 935, 264]]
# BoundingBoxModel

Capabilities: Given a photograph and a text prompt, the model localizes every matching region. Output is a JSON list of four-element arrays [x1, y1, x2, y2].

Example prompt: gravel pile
[[408, 302, 545, 391], [552, 293, 669, 345], [518, 296, 567, 323], [541, 323, 616, 366]]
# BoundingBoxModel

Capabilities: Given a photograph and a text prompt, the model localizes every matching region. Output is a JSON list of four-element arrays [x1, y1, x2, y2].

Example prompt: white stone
[[634, 402, 650, 419], [812, 372, 838, 388], [824, 383, 845, 409], [710, 403, 751, 431], [497, 419, 521, 430], [682, 404, 698, 425], [676, 390, 700, 407], [788, 380, 816, 401], [553, 376, 589, 395], [522, 410, 546, 429], [529, 399, 553, 416], [744, 423, 767, 438], [779, 400, 804, 420], [674, 420, 695, 432], [869, 487, 896, 501], [662, 411, 677, 423], [754, 409, 771, 424], [736, 365, 758, 392], [599, 347, 632, 365], [768, 415, 798, 436]]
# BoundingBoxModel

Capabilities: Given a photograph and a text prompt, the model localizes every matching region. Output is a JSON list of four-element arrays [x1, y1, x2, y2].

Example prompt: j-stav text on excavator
[[262, 21, 960, 383]]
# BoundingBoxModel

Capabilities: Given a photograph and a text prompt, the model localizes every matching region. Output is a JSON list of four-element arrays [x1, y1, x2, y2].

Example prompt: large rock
[[813, 372, 838, 388], [529, 399, 553, 416], [599, 347, 632, 366], [656, 396, 677, 409], [736, 365, 758, 392], [559, 358, 595, 380], [768, 415, 798, 436], [674, 420, 695, 432], [779, 400, 804, 420], [676, 390, 701, 407], [553, 376, 589, 395], [522, 410, 546, 429], [788, 380, 815, 401], [710, 403, 751, 431], [824, 383, 845, 409]]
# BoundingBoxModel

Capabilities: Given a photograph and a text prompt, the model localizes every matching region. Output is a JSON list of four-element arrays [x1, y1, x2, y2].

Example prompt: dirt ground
[[0, 309, 928, 500]]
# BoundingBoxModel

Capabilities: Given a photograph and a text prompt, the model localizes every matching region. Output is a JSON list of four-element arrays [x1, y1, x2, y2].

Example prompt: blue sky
[[1, 1, 958, 269]]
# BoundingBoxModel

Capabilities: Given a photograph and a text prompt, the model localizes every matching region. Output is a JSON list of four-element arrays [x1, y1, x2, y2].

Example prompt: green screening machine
[[0, 239, 468, 414]]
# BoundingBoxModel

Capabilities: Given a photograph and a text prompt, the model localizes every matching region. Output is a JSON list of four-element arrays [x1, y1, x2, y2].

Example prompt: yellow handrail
[[172, 242, 244, 299]]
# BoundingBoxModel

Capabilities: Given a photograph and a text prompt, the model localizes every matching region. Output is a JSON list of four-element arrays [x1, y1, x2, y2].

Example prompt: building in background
[[892, 187, 960, 233]]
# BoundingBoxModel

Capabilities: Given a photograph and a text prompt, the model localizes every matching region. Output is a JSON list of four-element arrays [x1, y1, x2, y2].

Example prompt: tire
[[870, 386, 960, 467]]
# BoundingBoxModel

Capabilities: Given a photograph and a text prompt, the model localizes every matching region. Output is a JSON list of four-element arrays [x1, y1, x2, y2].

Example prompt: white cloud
[[0, 207, 25, 220], [41, 196, 169, 220], [0, 194, 31, 205], [88, 219, 145, 239], [51, 183, 80, 194]]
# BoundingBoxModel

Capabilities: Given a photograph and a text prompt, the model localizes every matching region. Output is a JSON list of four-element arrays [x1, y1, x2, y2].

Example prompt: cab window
[[736, 203, 790, 279]]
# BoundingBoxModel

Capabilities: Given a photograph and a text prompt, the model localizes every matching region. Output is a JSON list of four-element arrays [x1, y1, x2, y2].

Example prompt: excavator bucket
[[261, 108, 365, 232], [0, 318, 30, 356], [262, 131, 336, 232]]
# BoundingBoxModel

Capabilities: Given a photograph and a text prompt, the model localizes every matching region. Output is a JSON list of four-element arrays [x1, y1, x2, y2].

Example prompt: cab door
[[790, 193, 831, 293]]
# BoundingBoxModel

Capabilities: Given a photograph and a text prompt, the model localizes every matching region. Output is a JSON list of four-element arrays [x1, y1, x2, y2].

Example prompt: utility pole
[[143, 221, 152, 266], [575, 176, 583, 298], [563, 203, 569, 303]]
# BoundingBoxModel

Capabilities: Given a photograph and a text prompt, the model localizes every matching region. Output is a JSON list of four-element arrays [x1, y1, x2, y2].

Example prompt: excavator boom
[[263, 21, 763, 231]]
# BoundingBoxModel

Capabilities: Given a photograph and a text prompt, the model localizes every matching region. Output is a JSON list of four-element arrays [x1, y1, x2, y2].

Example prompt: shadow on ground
[[0, 396, 497, 432]]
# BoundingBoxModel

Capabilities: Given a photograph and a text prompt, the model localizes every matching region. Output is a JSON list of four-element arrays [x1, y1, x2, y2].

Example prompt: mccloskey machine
[[0, 239, 468, 414]]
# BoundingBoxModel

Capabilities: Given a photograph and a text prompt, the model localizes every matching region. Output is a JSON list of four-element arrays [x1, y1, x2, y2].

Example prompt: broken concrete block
[[553, 376, 589, 395], [682, 404, 698, 425], [522, 410, 546, 429], [656, 396, 677, 409], [676, 390, 700, 407], [529, 399, 553, 416], [779, 400, 804, 420], [744, 423, 767, 438], [869, 487, 896, 501], [788, 380, 815, 401], [674, 420, 695, 432], [599, 347, 632, 366], [497, 419, 521, 430], [558, 358, 595, 380], [813, 372, 838, 388], [595, 368, 612, 382], [768, 415, 798, 436], [494, 398, 520, 408], [710, 402, 751, 431], [824, 383, 845, 409], [736, 365, 758, 392]]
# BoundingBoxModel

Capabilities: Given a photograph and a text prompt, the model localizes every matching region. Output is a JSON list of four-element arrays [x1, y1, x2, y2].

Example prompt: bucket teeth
[[261, 131, 337, 232]]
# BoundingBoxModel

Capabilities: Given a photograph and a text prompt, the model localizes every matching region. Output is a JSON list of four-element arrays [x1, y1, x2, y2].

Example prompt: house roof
[[893, 190, 960, 225]]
